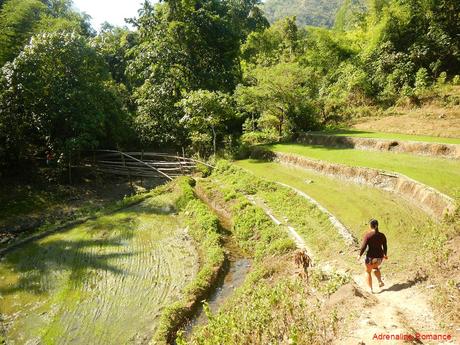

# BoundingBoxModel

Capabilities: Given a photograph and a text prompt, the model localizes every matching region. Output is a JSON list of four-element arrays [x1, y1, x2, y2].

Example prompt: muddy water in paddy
[[183, 233, 251, 340], [0, 195, 199, 344]]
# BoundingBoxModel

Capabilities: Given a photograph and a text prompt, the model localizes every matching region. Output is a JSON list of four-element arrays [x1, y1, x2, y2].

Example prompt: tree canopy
[[0, 0, 93, 66], [0, 31, 127, 162], [1, 0, 459, 170], [262, 0, 347, 28]]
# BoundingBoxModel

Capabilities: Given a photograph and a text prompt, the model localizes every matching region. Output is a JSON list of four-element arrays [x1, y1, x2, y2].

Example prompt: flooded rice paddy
[[0, 195, 199, 344]]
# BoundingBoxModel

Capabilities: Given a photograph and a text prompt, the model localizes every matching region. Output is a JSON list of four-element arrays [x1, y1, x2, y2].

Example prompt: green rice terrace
[[1, 130, 459, 344], [309, 129, 460, 145], [268, 142, 460, 197]]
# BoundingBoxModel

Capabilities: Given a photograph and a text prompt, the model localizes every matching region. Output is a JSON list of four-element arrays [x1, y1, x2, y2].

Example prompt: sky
[[73, 0, 149, 31]]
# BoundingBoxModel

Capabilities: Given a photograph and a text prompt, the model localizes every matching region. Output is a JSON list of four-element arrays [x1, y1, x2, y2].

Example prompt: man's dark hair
[[370, 219, 379, 230]]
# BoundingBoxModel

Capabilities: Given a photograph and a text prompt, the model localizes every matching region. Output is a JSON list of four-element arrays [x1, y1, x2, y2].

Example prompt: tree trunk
[[279, 114, 284, 139], [212, 125, 217, 157]]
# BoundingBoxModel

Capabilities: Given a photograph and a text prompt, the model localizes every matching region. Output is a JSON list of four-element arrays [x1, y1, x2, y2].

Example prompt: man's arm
[[382, 234, 388, 258], [358, 234, 368, 258]]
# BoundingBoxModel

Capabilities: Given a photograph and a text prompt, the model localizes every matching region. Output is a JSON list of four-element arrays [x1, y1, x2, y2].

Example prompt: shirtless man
[[357, 219, 388, 293]]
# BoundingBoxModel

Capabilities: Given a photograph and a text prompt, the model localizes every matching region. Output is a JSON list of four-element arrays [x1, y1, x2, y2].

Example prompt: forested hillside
[[0, 0, 459, 172], [261, 0, 345, 27]]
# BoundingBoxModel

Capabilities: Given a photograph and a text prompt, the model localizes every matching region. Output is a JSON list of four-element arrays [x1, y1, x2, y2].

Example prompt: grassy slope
[[200, 169, 352, 268], [312, 129, 460, 144], [236, 160, 441, 277], [185, 163, 350, 344], [0, 187, 199, 344], [268, 143, 460, 198]]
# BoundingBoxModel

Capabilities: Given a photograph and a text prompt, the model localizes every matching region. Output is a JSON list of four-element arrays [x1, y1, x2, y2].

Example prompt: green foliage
[[414, 67, 430, 94], [0, 31, 128, 163], [205, 160, 295, 259], [236, 62, 320, 138], [230, 196, 295, 258], [128, 0, 266, 148], [179, 90, 235, 156], [311, 269, 351, 295], [92, 23, 137, 87], [242, 0, 460, 130], [241, 17, 301, 67], [262, 0, 346, 28], [174, 177, 196, 211], [0, 0, 93, 66], [240, 131, 279, 146], [183, 162, 348, 344], [0, 0, 46, 65], [186, 275, 339, 344], [2, 0, 460, 168]]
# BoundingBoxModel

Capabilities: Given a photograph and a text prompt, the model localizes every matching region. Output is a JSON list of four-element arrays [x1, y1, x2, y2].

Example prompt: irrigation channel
[[0, 151, 250, 344], [182, 240, 251, 340]]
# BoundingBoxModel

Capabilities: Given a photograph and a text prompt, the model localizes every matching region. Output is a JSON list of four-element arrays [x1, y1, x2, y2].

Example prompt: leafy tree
[[334, 0, 367, 31], [241, 17, 302, 68], [262, 0, 347, 28], [0, 0, 46, 66], [361, 0, 460, 100], [0, 0, 94, 67], [236, 62, 318, 138], [93, 23, 137, 87], [179, 90, 235, 156], [129, 0, 266, 148], [0, 31, 127, 163]]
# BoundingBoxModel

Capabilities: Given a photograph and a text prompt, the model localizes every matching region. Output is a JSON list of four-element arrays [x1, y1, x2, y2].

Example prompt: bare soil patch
[[352, 107, 460, 138]]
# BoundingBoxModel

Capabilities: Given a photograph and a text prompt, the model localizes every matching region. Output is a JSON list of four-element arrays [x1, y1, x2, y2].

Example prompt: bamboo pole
[[121, 152, 133, 190]]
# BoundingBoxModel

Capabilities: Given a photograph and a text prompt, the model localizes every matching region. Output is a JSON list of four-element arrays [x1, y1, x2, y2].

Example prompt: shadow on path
[[380, 274, 428, 293]]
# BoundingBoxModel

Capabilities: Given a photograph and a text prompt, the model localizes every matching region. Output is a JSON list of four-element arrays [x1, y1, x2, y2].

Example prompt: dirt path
[[275, 185, 452, 343], [249, 190, 454, 345], [338, 273, 453, 345]]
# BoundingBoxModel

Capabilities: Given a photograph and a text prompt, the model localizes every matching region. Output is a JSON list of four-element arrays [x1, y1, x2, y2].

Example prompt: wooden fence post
[[177, 152, 184, 176], [121, 152, 133, 190], [68, 151, 72, 185], [141, 150, 145, 187]]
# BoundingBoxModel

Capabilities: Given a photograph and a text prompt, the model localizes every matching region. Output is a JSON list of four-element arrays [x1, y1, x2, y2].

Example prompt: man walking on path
[[357, 219, 388, 293]]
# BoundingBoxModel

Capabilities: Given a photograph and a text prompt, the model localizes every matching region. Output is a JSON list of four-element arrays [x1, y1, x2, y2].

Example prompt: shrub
[[249, 146, 276, 161], [415, 67, 430, 94], [241, 131, 279, 146], [437, 72, 447, 85]]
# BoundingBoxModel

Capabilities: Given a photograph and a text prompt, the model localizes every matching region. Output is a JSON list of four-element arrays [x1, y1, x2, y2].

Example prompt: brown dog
[[294, 249, 311, 281]]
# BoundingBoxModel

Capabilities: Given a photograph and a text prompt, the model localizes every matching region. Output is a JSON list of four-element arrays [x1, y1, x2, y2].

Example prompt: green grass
[[312, 129, 460, 144], [236, 160, 445, 277], [197, 177, 296, 260], [268, 143, 460, 199], [208, 161, 355, 269], [182, 275, 340, 345]]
